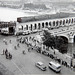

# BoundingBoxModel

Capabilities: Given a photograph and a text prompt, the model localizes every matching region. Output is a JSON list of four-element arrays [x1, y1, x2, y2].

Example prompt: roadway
[[0, 34, 75, 75]]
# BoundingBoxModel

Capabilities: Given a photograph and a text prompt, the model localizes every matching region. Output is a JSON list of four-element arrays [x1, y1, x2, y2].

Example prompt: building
[[0, 21, 16, 35]]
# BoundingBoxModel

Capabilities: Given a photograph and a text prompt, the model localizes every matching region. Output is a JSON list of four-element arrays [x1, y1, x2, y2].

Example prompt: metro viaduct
[[16, 12, 75, 43]]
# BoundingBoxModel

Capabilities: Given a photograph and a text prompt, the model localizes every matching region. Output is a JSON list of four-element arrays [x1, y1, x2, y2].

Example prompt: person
[[3, 38, 6, 42], [5, 49, 9, 59], [17, 43, 19, 47], [28, 47, 31, 52], [5, 49, 8, 55], [5, 41, 7, 45], [9, 40, 11, 43], [9, 52, 12, 59], [5, 53, 9, 59], [54, 51, 55, 54], [14, 46, 17, 50], [22, 50, 26, 55]]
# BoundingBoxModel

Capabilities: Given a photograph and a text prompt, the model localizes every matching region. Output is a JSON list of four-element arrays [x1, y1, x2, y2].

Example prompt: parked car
[[48, 61, 61, 73], [36, 47, 41, 53], [35, 62, 47, 71], [42, 51, 49, 56]]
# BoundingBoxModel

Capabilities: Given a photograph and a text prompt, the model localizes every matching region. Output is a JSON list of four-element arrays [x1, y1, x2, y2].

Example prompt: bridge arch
[[57, 34, 69, 43]]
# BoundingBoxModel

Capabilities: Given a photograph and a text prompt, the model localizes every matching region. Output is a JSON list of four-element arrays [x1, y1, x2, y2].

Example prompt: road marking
[[11, 60, 24, 75]]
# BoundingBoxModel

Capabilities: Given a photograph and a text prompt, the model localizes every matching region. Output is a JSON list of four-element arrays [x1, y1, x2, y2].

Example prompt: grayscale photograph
[[0, 0, 75, 75]]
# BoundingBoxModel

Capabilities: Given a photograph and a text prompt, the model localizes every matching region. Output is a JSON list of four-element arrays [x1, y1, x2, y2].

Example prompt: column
[[69, 36, 74, 43]]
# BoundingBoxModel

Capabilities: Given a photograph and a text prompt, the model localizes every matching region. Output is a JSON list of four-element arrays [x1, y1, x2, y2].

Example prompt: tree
[[43, 30, 68, 54], [43, 30, 55, 47]]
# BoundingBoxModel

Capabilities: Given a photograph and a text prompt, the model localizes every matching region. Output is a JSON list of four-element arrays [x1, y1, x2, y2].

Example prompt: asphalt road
[[0, 34, 75, 75]]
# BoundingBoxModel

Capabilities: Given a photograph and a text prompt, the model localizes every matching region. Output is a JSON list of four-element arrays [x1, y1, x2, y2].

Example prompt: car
[[42, 51, 49, 56], [48, 61, 61, 73], [35, 62, 47, 71]]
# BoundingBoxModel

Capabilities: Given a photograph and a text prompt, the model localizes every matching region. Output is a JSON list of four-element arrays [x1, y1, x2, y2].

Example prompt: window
[[42, 22, 44, 28], [26, 25, 28, 30], [66, 19, 68, 23], [37, 63, 40, 66], [49, 22, 51, 26], [71, 18, 73, 23], [38, 23, 41, 29], [49, 63, 52, 65], [53, 21, 55, 26], [45, 22, 48, 27], [30, 24, 33, 31], [57, 66, 61, 69], [21, 25, 23, 30], [63, 20, 65, 25], [69, 19, 71, 23], [34, 24, 37, 29], [60, 20, 62, 25], [19, 28, 22, 30]]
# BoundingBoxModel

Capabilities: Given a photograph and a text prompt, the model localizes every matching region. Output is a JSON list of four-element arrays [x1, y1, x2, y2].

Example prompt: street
[[0, 34, 75, 75]]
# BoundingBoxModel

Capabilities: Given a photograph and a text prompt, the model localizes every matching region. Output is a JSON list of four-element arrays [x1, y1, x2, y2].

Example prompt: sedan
[[35, 62, 47, 71], [42, 51, 49, 56]]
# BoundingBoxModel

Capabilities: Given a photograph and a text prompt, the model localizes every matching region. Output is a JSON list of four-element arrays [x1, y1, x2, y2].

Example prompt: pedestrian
[[5, 41, 7, 45], [5, 49, 8, 59], [17, 43, 20, 47], [3, 39, 6, 42], [5, 49, 8, 55], [9, 52, 12, 59], [14, 46, 17, 50], [9, 40, 11, 43], [28, 47, 30, 52], [22, 50, 26, 55], [5, 53, 9, 59], [73, 65, 75, 71], [54, 51, 55, 54]]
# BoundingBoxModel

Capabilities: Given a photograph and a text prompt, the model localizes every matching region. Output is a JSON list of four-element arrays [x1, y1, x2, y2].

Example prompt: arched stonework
[[57, 34, 69, 42]]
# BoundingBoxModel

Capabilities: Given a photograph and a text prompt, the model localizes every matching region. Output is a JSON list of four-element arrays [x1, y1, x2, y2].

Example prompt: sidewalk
[[24, 35, 75, 70]]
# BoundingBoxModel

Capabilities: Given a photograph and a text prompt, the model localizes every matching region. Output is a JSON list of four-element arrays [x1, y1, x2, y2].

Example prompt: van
[[48, 61, 61, 73]]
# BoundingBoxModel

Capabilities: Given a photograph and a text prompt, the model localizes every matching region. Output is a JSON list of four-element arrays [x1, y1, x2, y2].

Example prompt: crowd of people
[[2, 49, 12, 59]]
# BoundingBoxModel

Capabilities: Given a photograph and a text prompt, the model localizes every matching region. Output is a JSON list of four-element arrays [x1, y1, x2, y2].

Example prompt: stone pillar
[[40, 23, 42, 31], [69, 36, 74, 43]]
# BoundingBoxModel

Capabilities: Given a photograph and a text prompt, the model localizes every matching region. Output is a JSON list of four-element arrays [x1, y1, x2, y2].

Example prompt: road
[[0, 34, 75, 75]]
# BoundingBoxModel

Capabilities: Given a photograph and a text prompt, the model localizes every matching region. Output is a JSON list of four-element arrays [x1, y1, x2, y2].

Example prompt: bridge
[[16, 12, 75, 43], [48, 25, 75, 43]]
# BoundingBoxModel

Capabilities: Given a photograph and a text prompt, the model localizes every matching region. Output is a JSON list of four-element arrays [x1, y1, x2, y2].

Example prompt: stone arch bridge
[[49, 25, 75, 43]]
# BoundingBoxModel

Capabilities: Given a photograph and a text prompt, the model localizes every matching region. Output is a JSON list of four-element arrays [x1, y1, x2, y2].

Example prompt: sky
[[0, 7, 37, 22], [0, 0, 75, 2]]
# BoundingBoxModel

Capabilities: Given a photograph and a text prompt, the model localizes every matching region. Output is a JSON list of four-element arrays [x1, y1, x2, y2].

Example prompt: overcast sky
[[0, 0, 75, 2]]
